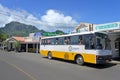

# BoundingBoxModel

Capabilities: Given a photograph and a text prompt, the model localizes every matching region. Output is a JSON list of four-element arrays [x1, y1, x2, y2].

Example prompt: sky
[[0, 0, 120, 32]]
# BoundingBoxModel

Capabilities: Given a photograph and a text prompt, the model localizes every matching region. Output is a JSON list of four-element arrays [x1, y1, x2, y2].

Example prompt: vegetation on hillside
[[0, 21, 65, 37], [0, 21, 65, 43], [0, 21, 40, 37]]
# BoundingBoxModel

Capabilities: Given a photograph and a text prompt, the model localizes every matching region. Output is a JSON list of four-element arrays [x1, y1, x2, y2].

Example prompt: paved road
[[0, 50, 120, 80]]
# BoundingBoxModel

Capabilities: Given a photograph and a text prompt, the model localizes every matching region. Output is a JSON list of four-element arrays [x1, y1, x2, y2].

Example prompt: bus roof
[[41, 31, 107, 39]]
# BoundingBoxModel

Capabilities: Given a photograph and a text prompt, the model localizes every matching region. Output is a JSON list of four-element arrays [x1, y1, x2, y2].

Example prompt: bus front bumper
[[96, 55, 112, 64]]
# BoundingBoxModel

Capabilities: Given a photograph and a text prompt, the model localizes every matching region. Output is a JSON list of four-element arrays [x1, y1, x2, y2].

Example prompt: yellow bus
[[40, 32, 112, 65]]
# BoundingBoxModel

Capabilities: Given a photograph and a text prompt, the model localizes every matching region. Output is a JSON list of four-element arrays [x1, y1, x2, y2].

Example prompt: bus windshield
[[95, 33, 111, 50]]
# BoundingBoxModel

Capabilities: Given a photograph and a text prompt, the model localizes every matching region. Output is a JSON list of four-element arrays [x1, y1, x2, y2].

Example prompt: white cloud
[[41, 9, 78, 31], [0, 4, 42, 28], [0, 4, 78, 32]]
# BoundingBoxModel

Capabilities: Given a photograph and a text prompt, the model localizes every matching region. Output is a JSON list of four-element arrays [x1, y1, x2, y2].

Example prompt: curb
[[110, 61, 120, 64]]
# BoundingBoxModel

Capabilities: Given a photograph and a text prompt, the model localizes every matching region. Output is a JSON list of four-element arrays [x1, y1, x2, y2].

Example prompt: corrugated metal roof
[[13, 36, 25, 42]]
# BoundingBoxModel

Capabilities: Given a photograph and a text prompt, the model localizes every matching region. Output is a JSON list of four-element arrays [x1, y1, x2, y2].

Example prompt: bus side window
[[55, 38, 59, 45], [64, 37, 71, 45], [79, 36, 83, 45], [44, 39, 46, 45], [58, 37, 64, 45], [84, 35, 88, 49], [47, 39, 50, 45], [64, 37, 67, 45], [89, 35, 95, 49], [71, 36, 79, 45], [42, 39, 44, 45], [50, 38, 55, 45], [67, 37, 71, 45], [84, 34, 95, 49]]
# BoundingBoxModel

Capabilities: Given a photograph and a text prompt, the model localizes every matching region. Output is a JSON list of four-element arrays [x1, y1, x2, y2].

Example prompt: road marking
[[0, 58, 37, 80]]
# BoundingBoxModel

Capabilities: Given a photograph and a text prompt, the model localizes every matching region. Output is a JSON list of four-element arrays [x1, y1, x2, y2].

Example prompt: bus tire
[[48, 52, 52, 60], [75, 55, 84, 65]]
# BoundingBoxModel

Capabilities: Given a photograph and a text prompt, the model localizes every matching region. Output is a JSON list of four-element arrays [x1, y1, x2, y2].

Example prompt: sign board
[[78, 27, 89, 33], [94, 22, 120, 31], [43, 32, 58, 36], [33, 32, 43, 37]]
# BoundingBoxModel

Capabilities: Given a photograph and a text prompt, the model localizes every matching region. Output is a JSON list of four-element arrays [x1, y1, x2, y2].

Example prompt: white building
[[74, 22, 120, 58]]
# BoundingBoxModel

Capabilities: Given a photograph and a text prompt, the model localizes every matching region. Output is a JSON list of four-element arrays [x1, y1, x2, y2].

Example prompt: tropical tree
[[13, 41, 20, 52], [0, 33, 7, 42]]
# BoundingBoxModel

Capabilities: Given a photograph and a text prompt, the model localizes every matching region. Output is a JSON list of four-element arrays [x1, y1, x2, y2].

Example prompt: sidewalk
[[111, 60, 120, 64], [110, 58, 120, 64]]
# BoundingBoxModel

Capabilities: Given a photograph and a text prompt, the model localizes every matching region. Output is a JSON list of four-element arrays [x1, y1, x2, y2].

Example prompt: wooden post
[[36, 43, 38, 53], [26, 43, 28, 52]]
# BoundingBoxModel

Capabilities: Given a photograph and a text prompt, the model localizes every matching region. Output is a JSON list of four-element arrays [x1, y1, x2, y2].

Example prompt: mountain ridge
[[0, 21, 40, 37], [0, 21, 65, 40]]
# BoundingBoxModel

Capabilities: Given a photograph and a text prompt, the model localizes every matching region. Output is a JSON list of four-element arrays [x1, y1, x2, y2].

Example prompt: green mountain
[[0, 21, 40, 37], [0, 21, 65, 41]]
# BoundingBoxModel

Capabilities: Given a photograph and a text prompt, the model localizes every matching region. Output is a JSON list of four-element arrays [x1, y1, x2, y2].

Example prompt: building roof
[[12, 36, 25, 42]]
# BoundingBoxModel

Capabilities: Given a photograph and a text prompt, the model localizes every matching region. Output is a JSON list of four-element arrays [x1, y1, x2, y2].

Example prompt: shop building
[[73, 22, 120, 58], [2, 32, 42, 53], [5, 36, 40, 53]]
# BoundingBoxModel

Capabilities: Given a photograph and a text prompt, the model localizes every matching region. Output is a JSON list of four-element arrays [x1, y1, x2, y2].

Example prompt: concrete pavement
[[111, 59, 120, 64], [0, 50, 120, 80]]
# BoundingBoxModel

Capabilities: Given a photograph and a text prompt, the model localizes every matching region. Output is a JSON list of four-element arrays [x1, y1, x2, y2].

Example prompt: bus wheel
[[75, 55, 84, 65], [48, 52, 52, 60]]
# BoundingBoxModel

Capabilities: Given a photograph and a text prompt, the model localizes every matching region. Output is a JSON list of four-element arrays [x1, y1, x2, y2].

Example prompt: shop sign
[[94, 22, 120, 31], [78, 27, 89, 33], [34, 32, 43, 37]]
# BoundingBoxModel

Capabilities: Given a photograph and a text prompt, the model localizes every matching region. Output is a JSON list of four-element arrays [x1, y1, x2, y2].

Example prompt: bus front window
[[95, 33, 111, 50]]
